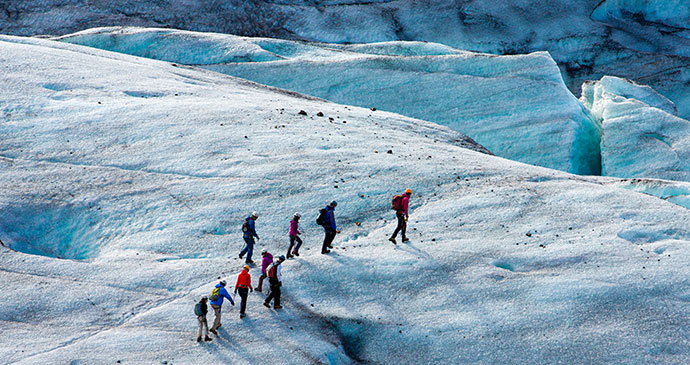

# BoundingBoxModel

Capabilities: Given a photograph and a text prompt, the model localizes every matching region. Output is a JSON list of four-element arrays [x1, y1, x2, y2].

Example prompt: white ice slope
[[58, 27, 602, 176], [2, 36, 690, 363], [582, 76, 690, 181]]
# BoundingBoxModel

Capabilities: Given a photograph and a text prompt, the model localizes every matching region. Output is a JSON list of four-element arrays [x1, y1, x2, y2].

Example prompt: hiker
[[263, 255, 286, 309], [257, 248, 273, 292], [239, 212, 260, 264], [287, 212, 302, 258], [234, 265, 253, 319], [318, 201, 340, 254], [209, 280, 234, 335], [389, 188, 412, 244], [194, 296, 212, 342]]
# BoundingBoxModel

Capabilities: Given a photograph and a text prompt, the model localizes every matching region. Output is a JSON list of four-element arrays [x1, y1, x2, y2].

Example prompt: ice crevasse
[[581, 76, 690, 182]]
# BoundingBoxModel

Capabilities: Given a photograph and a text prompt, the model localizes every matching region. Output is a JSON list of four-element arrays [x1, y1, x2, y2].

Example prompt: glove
[[336, 230, 341, 234], [405, 216, 408, 222], [250, 288, 253, 293], [256, 236, 260, 241], [234, 289, 237, 294]]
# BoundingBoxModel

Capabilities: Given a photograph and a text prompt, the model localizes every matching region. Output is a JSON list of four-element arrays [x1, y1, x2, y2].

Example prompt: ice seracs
[[59, 27, 602, 175], [581, 76, 690, 181]]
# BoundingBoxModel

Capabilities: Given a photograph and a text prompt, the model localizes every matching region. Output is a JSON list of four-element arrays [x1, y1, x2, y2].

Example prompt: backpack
[[316, 208, 328, 226], [209, 287, 220, 301], [392, 195, 403, 210], [241, 219, 249, 233], [194, 303, 203, 316], [267, 263, 279, 280]]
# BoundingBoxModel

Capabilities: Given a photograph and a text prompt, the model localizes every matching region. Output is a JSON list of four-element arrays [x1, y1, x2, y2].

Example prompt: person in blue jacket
[[239, 212, 260, 264], [320, 201, 340, 254], [209, 280, 234, 335]]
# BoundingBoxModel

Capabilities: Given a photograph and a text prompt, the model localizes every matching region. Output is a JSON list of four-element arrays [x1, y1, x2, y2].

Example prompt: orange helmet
[[405, 188, 412, 194]]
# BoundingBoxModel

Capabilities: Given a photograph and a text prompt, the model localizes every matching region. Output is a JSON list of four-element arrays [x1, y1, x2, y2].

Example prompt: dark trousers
[[288, 235, 302, 255], [265, 280, 281, 307], [322, 227, 336, 252], [237, 287, 249, 314], [391, 211, 407, 239], [239, 236, 254, 262]]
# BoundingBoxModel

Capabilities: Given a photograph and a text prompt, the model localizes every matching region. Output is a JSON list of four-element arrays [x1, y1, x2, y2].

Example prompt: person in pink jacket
[[287, 213, 302, 259], [256, 249, 273, 292], [390, 188, 412, 244]]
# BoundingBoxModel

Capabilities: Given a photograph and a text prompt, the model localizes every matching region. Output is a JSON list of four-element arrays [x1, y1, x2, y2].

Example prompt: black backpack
[[316, 208, 327, 226], [241, 219, 249, 233]]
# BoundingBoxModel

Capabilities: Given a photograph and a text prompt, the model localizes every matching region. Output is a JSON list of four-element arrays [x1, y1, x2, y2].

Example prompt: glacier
[[58, 27, 602, 176], [4, 0, 690, 120], [2, 34, 690, 364], [582, 76, 690, 181]]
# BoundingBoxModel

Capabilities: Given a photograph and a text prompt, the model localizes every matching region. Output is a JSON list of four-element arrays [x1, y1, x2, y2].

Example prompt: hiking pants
[[322, 227, 336, 252], [238, 287, 249, 314], [288, 234, 302, 256], [239, 236, 255, 262], [391, 211, 407, 240], [197, 315, 208, 338], [265, 282, 281, 307], [210, 304, 222, 331], [257, 272, 266, 291]]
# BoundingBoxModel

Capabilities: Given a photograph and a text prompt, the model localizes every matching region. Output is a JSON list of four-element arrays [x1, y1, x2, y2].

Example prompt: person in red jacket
[[234, 265, 253, 318], [389, 188, 412, 244]]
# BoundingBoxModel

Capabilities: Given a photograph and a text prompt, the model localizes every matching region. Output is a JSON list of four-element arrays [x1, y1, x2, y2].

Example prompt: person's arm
[[251, 220, 259, 239], [403, 197, 409, 218], [329, 211, 337, 230], [221, 287, 235, 305], [234, 274, 241, 293], [249, 275, 253, 292], [277, 264, 282, 282]]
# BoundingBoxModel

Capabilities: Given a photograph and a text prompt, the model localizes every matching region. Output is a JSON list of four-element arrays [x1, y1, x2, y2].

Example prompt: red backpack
[[391, 195, 403, 210], [267, 263, 278, 279]]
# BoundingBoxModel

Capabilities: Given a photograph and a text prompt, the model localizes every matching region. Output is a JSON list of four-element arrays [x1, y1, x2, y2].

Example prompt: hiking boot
[[245, 260, 254, 265], [263, 302, 271, 308], [389, 237, 397, 244], [293, 252, 299, 257], [327, 245, 333, 249], [274, 305, 283, 309], [216, 323, 222, 329], [321, 249, 331, 254], [204, 336, 212, 342], [209, 329, 218, 335], [402, 237, 409, 242], [197, 336, 202, 343], [240, 313, 246, 319], [286, 254, 294, 259], [238, 253, 244, 259]]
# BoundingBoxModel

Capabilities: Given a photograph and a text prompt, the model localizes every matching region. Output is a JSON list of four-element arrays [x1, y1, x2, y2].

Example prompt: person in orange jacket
[[234, 265, 253, 318]]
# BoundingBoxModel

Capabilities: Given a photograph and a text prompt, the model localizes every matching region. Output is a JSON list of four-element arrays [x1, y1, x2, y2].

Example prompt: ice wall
[[582, 76, 690, 181], [60, 28, 602, 175]]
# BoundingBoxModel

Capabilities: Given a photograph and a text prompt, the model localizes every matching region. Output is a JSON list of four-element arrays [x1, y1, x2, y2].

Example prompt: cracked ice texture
[[581, 76, 690, 181]]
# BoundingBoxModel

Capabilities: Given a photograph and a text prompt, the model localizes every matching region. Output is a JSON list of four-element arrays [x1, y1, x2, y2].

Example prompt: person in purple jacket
[[286, 212, 302, 259], [256, 249, 273, 292]]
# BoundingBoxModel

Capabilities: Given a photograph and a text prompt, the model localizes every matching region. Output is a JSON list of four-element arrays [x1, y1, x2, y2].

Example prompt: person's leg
[[246, 237, 254, 262], [401, 216, 407, 240], [239, 237, 249, 258], [274, 285, 282, 308], [210, 304, 222, 331], [257, 273, 265, 292], [202, 317, 209, 336], [239, 288, 248, 314], [287, 235, 296, 257], [326, 229, 336, 248], [197, 316, 203, 340], [392, 212, 404, 239], [294, 235, 303, 255], [322, 228, 330, 253]]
